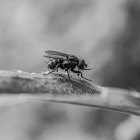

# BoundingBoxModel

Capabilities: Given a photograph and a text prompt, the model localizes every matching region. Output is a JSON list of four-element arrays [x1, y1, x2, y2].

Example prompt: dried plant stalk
[[0, 70, 140, 116]]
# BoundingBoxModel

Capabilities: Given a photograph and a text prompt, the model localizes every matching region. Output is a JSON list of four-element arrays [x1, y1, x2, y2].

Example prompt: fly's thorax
[[68, 55, 77, 61], [61, 60, 77, 70]]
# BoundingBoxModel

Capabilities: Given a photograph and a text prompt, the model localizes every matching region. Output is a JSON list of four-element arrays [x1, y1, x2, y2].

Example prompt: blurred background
[[1, 0, 140, 140]]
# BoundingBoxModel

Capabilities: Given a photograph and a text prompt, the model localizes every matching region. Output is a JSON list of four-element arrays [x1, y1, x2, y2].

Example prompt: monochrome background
[[0, 0, 140, 140]]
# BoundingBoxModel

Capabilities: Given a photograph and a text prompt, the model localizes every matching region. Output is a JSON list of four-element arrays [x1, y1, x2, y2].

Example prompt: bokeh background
[[1, 0, 140, 140]]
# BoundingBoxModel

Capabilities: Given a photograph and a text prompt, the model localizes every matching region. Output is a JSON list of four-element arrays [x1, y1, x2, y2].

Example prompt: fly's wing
[[45, 50, 78, 59], [44, 55, 66, 60], [45, 50, 69, 57], [45, 50, 69, 60]]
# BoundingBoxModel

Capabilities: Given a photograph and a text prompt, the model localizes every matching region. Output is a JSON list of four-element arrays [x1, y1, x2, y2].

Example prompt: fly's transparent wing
[[44, 55, 66, 60], [45, 50, 69, 57]]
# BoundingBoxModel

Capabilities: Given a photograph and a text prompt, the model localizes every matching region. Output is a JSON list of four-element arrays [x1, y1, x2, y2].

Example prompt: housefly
[[44, 50, 92, 81]]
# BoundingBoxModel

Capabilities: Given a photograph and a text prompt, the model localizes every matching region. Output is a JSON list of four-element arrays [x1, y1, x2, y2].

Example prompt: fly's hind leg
[[43, 64, 59, 76], [71, 69, 81, 80]]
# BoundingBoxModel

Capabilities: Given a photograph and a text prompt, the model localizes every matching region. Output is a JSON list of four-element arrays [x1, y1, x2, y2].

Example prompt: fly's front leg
[[71, 69, 92, 81], [80, 72, 92, 81], [83, 68, 93, 70], [67, 70, 70, 80], [65, 68, 71, 80], [71, 69, 81, 80], [77, 68, 80, 80]]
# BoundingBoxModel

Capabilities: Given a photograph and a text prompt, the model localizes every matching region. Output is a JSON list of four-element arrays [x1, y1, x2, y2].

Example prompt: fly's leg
[[71, 69, 81, 80], [71, 69, 92, 81], [77, 68, 80, 80], [65, 69, 71, 80], [83, 68, 93, 70], [80, 71, 92, 81], [43, 64, 59, 76]]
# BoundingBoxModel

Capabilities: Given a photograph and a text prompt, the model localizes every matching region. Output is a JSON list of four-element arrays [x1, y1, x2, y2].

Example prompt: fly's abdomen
[[48, 59, 59, 70]]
